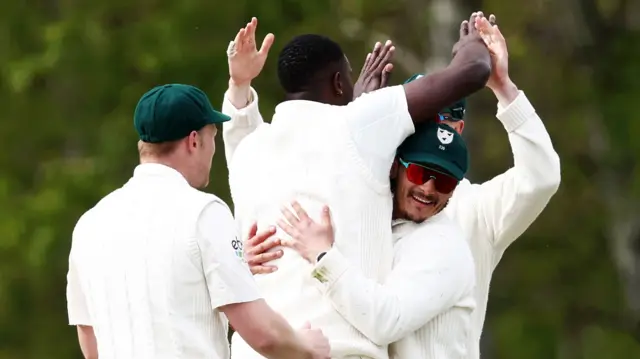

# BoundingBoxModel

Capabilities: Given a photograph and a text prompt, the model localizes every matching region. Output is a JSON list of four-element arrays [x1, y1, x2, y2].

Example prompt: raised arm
[[446, 16, 561, 256], [403, 12, 491, 122], [222, 18, 272, 165], [277, 203, 476, 345], [340, 12, 491, 185], [197, 201, 330, 359]]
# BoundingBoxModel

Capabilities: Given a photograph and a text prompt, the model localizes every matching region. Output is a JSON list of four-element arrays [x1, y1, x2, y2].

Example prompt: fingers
[[258, 33, 275, 56], [247, 222, 258, 239], [319, 206, 332, 226], [291, 201, 311, 223], [367, 42, 382, 71], [246, 228, 279, 253], [246, 225, 274, 246], [370, 40, 394, 71], [276, 218, 299, 239], [489, 14, 496, 26], [234, 28, 246, 52], [459, 20, 469, 37], [247, 249, 283, 267], [467, 12, 478, 34], [380, 63, 393, 88], [250, 264, 279, 275], [280, 206, 300, 226], [359, 52, 372, 77]]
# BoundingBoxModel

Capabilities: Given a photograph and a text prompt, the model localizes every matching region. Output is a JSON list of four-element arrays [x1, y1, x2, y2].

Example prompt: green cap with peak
[[134, 84, 231, 143], [397, 122, 469, 180], [404, 73, 466, 121]]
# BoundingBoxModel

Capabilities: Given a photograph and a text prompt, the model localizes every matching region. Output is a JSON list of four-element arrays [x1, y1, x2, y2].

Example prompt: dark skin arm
[[403, 12, 491, 123]]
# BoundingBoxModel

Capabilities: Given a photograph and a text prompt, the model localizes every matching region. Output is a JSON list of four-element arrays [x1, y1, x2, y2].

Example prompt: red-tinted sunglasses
[[399, 158, 459, 194]]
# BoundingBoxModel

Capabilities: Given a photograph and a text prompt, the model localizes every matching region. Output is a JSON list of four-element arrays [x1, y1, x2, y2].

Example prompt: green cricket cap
[[134, 84, 231, 143], [404, 73, 466, 121], [397, 122, 469, 180]]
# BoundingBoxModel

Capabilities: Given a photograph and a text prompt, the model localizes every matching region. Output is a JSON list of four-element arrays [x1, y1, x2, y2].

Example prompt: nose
[[420, 178, 437, 192]]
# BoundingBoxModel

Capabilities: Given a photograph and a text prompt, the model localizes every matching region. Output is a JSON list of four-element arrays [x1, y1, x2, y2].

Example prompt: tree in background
[[0, 0, 638, 358]]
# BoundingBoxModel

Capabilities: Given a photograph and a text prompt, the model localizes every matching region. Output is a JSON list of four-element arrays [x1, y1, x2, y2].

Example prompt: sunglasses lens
[[405, 164, 458, 194]]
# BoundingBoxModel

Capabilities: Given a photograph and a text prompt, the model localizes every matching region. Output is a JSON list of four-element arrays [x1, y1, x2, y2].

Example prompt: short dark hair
[[277, 34, 345, 93]]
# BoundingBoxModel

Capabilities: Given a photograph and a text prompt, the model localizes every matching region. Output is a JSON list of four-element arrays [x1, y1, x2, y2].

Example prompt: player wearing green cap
[[65, 84, 330, 359], [223, 13, 492, 359], [237, 14, 560, 359]]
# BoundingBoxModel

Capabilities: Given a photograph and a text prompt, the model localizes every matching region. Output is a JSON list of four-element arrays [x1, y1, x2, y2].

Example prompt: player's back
[[228, 100, 394, 359], [70, 165, 231, 359]]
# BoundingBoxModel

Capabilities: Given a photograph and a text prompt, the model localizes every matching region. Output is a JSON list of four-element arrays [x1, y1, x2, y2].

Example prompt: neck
[[140, 156, 192, 184], [285, 90, 325, 103]]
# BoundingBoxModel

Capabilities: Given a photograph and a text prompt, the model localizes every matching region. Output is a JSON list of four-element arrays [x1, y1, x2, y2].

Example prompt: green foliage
[[0, 0, 638, 358]]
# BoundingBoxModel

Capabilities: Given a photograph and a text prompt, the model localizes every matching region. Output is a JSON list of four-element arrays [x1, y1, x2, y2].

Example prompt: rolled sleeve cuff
[[222, 86, 261, 127], [311, 248, 349, 291], [496, 91, 536, 132]]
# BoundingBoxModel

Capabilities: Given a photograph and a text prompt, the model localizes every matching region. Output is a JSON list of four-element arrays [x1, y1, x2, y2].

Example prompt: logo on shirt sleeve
[[231, 237, 244, 260]]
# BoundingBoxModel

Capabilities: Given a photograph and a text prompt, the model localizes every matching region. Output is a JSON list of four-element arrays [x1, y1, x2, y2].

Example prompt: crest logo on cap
[[437, 128, 454, 145]]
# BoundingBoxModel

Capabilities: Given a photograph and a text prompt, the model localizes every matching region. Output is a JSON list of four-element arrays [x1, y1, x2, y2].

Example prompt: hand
[[276, 202, 334, 264], [475, 14, 510, 91], [352, 40, 395, 99], [297, 322, 331, 359], [451, 11, 486, 58], [227, 17, 275, 87], [244, 223, 284, 275]]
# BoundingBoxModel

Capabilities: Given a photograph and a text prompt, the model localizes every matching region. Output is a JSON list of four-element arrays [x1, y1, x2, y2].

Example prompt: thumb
[[258, 33, 275, 57], [301, 321, 311, 330], [320, 206, 332, 226]]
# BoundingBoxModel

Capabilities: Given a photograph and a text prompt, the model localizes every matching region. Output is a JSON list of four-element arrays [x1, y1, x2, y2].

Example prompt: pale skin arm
[[77, 326, 98, 359], [456, 16, 561, 254]]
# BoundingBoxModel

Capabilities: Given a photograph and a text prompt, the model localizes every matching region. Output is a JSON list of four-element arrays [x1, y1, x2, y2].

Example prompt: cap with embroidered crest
[[133, 84, 231, 143], [397, 121, 469, 180], [403, 73, 467, 121]]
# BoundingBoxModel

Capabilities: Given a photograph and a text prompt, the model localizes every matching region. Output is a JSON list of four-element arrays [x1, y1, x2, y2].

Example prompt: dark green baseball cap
[[134, 84, 231, 143], [404, 73, 466, 121], [397, 122, 469, 180]]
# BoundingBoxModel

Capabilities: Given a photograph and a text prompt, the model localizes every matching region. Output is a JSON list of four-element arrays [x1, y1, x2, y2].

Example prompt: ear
[[332, 72, 343, 96], [186, 130, 200, 154], [389, 157, 399, 179], [455, 120, 465, 134]]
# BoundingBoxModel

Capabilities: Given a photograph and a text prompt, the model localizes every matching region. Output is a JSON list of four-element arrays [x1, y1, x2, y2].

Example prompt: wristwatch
[[316, 251, 327, 263]]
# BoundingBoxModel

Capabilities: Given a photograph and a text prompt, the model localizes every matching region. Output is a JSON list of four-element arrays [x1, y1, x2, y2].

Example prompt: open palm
[[476, 14, 509, 90], [227, 17, 275, 86]]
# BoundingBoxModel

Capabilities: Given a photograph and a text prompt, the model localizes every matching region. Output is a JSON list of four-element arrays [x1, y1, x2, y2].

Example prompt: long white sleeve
[[221, 87, 265, 166], [310, 218, 476, 346], [447, 91, 561, 255]]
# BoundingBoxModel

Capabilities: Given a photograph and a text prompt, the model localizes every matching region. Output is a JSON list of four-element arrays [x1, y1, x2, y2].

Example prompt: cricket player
[[65, 84, 330, 359], [239, 15, 561, 359], [223, 14, 491, 359]]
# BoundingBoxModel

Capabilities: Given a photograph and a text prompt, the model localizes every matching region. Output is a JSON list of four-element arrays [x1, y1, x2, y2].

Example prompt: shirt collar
[[133, 163, 189, 185], [272, 100, 327, 125]]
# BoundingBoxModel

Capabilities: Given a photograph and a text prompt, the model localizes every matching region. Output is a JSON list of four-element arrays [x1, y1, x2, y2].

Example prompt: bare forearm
[[225, 300, 313, 359], [227, 79, 253, 109], [492, 78, 519, 106], [77, 325, 98, 359], [259, 314, 313, 359], [404, 42, 490, 122]]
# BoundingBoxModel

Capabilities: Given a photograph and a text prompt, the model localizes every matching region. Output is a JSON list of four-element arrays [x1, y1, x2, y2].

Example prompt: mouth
[[411, 194, 435, 207]]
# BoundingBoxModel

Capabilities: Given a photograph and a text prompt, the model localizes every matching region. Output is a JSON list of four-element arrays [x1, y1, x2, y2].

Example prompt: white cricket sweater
[[222, 88, 560, 359], [224, 86, 415, 359], [443, 91, 561, 359], [309, 212, 476, 359]]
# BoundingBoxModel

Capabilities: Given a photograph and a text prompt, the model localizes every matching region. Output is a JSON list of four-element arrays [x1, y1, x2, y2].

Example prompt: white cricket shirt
[[225, 86, 415, 359], [66, 163, 261, 359]]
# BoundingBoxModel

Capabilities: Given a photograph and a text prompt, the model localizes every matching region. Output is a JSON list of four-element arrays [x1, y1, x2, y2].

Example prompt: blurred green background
[[1, 0, 639, 358]]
